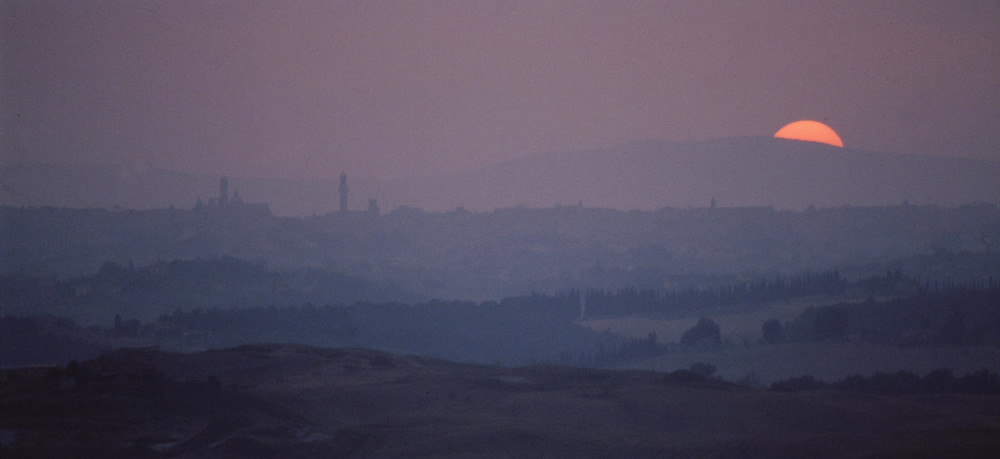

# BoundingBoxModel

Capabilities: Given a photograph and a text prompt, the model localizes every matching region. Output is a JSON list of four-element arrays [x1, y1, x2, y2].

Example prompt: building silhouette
[[194, 177, 270, 216], [339, 172, 349, 213], [333, 173, 380, 217]]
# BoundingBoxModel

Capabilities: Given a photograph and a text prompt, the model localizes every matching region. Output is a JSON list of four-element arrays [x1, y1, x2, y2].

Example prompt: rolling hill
[[3, 345, 998, 457]]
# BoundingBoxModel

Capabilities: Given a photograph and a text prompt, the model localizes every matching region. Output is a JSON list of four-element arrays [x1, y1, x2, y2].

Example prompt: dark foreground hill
[[3, 345, 999, 457]]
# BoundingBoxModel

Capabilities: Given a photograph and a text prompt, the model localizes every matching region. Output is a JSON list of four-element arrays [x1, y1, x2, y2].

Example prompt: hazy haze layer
[[3, 138, 998, 214], [3, 0, 999, 187]]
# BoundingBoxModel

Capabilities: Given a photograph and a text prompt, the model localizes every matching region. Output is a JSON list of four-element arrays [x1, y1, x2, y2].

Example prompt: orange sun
[[773, 120, 844, 147]]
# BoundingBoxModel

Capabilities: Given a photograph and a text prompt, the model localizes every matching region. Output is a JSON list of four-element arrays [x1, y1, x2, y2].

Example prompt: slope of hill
[[3, 345, 999, 457]]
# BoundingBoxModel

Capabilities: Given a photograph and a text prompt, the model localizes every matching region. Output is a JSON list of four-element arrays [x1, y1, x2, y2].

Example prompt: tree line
[[582, 271, 846, 317], [771, 368, 1000, 395], [780, 284, 1000, 346]]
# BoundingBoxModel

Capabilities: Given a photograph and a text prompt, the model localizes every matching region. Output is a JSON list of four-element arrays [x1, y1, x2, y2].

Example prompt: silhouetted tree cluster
[[857, 270, 920, 296], [688, 362, 717, 378], [1, 257, 417, 325], [771, 368, 1000, 395], [660, 363, 735, 387], [681, 318, 721, 348], [603, 332, 663, 363], [784, 284, 1000, 345]]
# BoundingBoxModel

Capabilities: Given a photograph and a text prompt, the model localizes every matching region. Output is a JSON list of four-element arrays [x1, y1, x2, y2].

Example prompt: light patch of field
[[612, 342, 1000, 386], [582, 316, 701, 343]]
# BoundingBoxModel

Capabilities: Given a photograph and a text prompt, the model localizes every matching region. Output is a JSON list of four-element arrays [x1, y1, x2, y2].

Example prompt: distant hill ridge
[[3, 137, 998, 214], [395, 137, 1000, 211]]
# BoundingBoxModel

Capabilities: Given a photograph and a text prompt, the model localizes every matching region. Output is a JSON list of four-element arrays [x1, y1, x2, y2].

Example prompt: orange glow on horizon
[[774, 120, 844, 147]]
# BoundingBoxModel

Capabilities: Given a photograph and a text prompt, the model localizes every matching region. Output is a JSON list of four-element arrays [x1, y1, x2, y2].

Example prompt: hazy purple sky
[[3, 0, 998, 181]]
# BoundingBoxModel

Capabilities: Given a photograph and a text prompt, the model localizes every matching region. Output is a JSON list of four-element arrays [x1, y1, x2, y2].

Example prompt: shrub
[[689, 362, 717, 378], [681, 318, 721, 348]]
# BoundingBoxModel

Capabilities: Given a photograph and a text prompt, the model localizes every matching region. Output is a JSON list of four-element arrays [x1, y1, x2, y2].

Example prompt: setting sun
[[774, 120, 844, 147]]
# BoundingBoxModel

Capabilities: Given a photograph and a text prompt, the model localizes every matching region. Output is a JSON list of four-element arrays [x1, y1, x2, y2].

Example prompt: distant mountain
[[385, 137, 1000, 211], [3, 138, 998, 214]]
